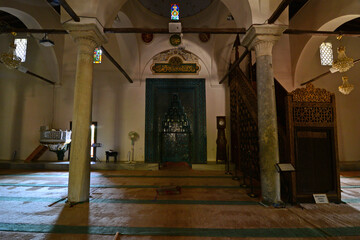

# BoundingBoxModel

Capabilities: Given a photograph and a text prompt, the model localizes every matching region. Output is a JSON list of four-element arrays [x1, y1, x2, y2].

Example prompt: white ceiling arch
[[0, 3, 63, 83], [290, 0, 360, 87], [64, 0, 283, 29], [294, 14, 360, 87]]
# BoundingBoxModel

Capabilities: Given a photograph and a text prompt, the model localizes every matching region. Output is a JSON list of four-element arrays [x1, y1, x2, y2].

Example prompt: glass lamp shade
[[338, 76, 354, 95]]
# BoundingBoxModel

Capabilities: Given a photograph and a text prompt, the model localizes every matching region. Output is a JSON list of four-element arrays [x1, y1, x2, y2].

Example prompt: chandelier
[[338, 76, 354, 95], [0, 32, 22, 69], [332, 46, 354, 73]]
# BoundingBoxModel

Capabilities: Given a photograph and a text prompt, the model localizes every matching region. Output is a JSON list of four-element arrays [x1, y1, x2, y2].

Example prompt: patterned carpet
[[0, 169, 359, 239]]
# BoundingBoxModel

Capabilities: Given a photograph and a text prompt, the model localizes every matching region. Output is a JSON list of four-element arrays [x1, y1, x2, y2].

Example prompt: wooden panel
[[295, 128, 336, 198], [229, 66, 260, 181], [297, 131, 327, 138], [286, 85, 340, 203]]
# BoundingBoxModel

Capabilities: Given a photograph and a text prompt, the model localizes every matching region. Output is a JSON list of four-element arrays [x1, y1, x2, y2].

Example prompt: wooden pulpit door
[[295, 129, 336, 197], [286, 84, 340, 203], [145, 79, 207, 164]]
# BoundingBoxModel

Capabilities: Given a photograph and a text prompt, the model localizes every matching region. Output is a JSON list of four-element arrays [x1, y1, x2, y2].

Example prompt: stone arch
[[290, 0, 360, 87], [65, 0, 258, 30], [140, 40, 213, 85], [64, 0, 127, 27], [112, 11, 140, 83], [0, 6, 62, 83], [216, 0, 253, 29], [294, 15, 360, 87]]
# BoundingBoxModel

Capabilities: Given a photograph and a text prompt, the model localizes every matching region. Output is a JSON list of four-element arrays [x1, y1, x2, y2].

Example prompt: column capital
[[63, 18, 108, 52], [241, 24, 287, 57]]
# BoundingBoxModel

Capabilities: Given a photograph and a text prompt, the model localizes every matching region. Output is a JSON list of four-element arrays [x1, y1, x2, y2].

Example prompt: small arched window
[[171, 4, 180, 21], [93, 48, 102, 64], [14, 38, 27, 62]]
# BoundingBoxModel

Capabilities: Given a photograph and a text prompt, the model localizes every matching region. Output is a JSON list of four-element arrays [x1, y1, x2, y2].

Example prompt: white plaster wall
[[0, 35, 55, 161], [54, 37, 225, 162], [273, 35, 293, 91], [294, 36, 360, 163]]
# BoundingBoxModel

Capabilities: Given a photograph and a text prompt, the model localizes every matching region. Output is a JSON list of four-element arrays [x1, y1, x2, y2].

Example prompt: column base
[[260, 199, 285, 208]]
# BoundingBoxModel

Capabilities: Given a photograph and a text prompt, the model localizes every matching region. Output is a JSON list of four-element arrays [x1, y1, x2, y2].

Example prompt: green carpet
[[0, 196, 258, 206]]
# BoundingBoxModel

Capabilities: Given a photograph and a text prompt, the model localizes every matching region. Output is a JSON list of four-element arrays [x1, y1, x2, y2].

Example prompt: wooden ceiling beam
[[105, 28, 360, 36], [284, 29, 360, 37], [103, 27, 247, 34], [0, 29, 68, 34], [300, 58, 360, 86], [268, 0, 294, 24], [2, 28, 360, 37], [0, 60, 55, 85], [26, 70, 56, 85], [101, 46, 133, 84], [59, 0, 80, 22]]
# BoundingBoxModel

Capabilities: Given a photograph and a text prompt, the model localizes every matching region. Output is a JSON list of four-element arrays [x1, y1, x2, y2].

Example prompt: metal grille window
[[14, 38, 27, 62], [319, 42, 333, 66]]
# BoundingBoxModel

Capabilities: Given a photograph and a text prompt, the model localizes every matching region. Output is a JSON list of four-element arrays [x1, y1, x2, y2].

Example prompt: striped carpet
[[0, 169, 359, 239]]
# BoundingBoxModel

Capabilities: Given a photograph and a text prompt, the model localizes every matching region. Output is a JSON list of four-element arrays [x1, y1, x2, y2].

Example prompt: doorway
[[68, 121, 98, 161], [145, 78, 207, 164]]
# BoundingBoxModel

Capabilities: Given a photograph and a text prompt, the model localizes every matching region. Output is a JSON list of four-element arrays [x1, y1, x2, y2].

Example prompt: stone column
[[242, 25, 287, 205], [64, 21, 107, 203]]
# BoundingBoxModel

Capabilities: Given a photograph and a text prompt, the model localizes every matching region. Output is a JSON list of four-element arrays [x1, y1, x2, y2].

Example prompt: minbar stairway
[[228, 53, 340, 203], [25, 145, 48, 162]]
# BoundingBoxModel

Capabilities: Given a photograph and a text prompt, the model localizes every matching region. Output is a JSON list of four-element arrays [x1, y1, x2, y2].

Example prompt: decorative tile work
[[145, 78, 206, 164]]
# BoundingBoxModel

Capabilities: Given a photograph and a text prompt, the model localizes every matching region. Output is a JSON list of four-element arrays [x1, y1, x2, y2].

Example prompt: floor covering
[[0, 169, 359, 239]]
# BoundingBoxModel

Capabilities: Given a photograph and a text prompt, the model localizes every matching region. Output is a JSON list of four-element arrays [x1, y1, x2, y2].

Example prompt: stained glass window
[[320, 42, 333, 66], [93, 48, 102, 63], [171, 4, 179, 21], [14, 38, 27, 62]]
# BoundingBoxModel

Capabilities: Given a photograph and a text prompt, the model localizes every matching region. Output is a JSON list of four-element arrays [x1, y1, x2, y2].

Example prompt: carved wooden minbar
[[229, 65, 260, 182], [286, 83, 340, 203]]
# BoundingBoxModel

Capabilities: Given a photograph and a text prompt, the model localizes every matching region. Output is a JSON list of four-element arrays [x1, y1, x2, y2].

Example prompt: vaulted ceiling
[[137, 0, 213, 19], [1, 0, 360, 33], [0, 10, 27, 29], [47, 0, 60, 13], [289, 0, 309, 19], [336, 17, 360, 32]]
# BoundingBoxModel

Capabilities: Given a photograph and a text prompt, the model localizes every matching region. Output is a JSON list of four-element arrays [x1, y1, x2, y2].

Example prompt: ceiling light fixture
[[332, 46, 354, 73], [331, 35, 354, 73], [338, 76, 354, 95], [39, 33, 54, 47]]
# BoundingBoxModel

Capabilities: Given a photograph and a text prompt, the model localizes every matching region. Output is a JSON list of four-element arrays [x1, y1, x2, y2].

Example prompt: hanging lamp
[[338, 76, 354, 95], [332, 35, 354, 73]]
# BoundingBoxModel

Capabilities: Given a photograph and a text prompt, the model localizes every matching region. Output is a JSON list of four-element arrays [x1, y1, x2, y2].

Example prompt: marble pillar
[[242, 25, 287, 204], [64, 21, 107, 203]]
